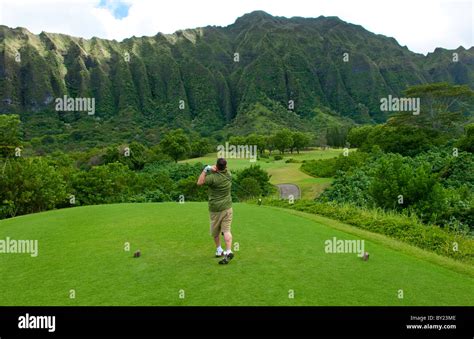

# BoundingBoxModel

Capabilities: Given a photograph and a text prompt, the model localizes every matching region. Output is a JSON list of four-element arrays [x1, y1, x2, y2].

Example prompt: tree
[[273, 129, 293, 154], [228, 136, 247, 146], [236, 165, 273, 196], [245, 134, 266, 156], [326, 127, 348, 147], [292, 132, 311, 153], [362, 125, 442, 156], [266, 135, 276, 155], [0, 158, 66, 218], [0, 114, 21, 157], [347, 125, 375, 148], [103, 142, 154, 170], [71, 162, 137, 205], [126, 141, 154, 170], [190, 138, 212, 158], [176, 176, 208, 201], [159, 129, 191, 162], [389, 82, 474, 133], [456, 123, 474, 153]]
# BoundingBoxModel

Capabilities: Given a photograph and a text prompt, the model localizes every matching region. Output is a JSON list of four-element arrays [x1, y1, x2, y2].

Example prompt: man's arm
[[197, 165, 217, 186], [197, 169, 207, 186]]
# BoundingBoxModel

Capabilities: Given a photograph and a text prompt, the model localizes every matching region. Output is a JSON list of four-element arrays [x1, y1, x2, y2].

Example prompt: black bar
[[0, 306, 472, 338]]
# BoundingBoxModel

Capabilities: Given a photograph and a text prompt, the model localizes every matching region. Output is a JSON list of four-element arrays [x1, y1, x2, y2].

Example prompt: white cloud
[[1, 0, 472, 54]]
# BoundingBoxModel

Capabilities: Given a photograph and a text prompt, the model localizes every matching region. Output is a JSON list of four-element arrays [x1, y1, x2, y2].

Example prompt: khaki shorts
[[210, 208, 233, 238]]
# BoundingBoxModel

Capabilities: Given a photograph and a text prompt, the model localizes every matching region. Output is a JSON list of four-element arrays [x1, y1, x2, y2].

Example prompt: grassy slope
[[181, 148, 343, 199], [0, 203, 472, 306]]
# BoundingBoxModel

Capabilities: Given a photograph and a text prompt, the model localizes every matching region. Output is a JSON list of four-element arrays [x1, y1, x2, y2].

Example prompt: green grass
[[0, 203, 472, 306], [182, 148, 343, 198]]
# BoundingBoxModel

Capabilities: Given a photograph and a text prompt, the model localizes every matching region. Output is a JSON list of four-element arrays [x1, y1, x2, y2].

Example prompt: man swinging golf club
[[197, 158, 234, 264]]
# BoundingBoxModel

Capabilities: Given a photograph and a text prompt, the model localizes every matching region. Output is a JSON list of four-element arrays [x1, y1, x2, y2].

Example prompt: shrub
[[175, 176, 208, 201], [319, 169, 373, 206], [0, 158, 67, 218], [71, 162, 138, 205], [129, 189, 171, 203], [235, 165, 273, 197], [102, 141, 158, 171], [368, 154, 441, 211], [456, 123, 474, 153], [347, 125, 374, 148], [437, 151, 474, 190], [190, 138, 213, 158], [301, 157, 337, 177], [301, 151, 369, 177], [236, 177, 262, 200], [360, 125, 443, 156], [143, 161, 203, 182]]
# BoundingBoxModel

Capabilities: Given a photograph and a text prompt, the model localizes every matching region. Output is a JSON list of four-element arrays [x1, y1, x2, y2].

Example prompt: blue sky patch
[[98, 0, 131, 20]]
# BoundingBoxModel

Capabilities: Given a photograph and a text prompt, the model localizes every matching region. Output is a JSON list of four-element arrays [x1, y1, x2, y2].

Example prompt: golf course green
[[181, 148, 346, 199], [0, 202, 472, 306]]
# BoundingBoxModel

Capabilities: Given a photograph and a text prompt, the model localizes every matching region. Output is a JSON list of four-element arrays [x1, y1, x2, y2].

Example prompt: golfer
[[197, 158, 234, 264]]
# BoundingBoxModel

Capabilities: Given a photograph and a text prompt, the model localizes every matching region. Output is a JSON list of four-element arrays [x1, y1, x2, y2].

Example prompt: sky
[[0, 0, 472, 55]]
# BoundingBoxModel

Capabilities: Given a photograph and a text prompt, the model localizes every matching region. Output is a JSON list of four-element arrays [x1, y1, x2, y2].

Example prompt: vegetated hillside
[[1, 11, 472, 139]]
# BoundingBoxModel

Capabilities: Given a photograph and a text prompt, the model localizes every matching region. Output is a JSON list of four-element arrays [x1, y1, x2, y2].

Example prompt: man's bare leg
[[214, 235, 221, 248], [214, 235, 224, 257], [224, 231, 232, 253], [218, 231, 234, 264]]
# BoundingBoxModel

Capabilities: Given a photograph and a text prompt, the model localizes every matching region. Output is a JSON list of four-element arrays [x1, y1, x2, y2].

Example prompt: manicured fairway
[[0, 203, 472, 306], [181, 148, 344, 172], [182, 148, 343, 198]]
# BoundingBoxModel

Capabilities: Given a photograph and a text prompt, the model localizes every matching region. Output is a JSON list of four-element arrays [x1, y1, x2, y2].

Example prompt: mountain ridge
[[1, 11, 473, 140]]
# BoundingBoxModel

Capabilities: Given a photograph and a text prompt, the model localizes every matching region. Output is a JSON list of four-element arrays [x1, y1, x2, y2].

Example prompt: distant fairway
[[182, 148, 343, 198], [0, 203, 472, 306]]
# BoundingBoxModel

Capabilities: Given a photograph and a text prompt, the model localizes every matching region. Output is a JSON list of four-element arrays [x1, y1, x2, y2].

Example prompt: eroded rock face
[[1, 12, 472, 126]]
